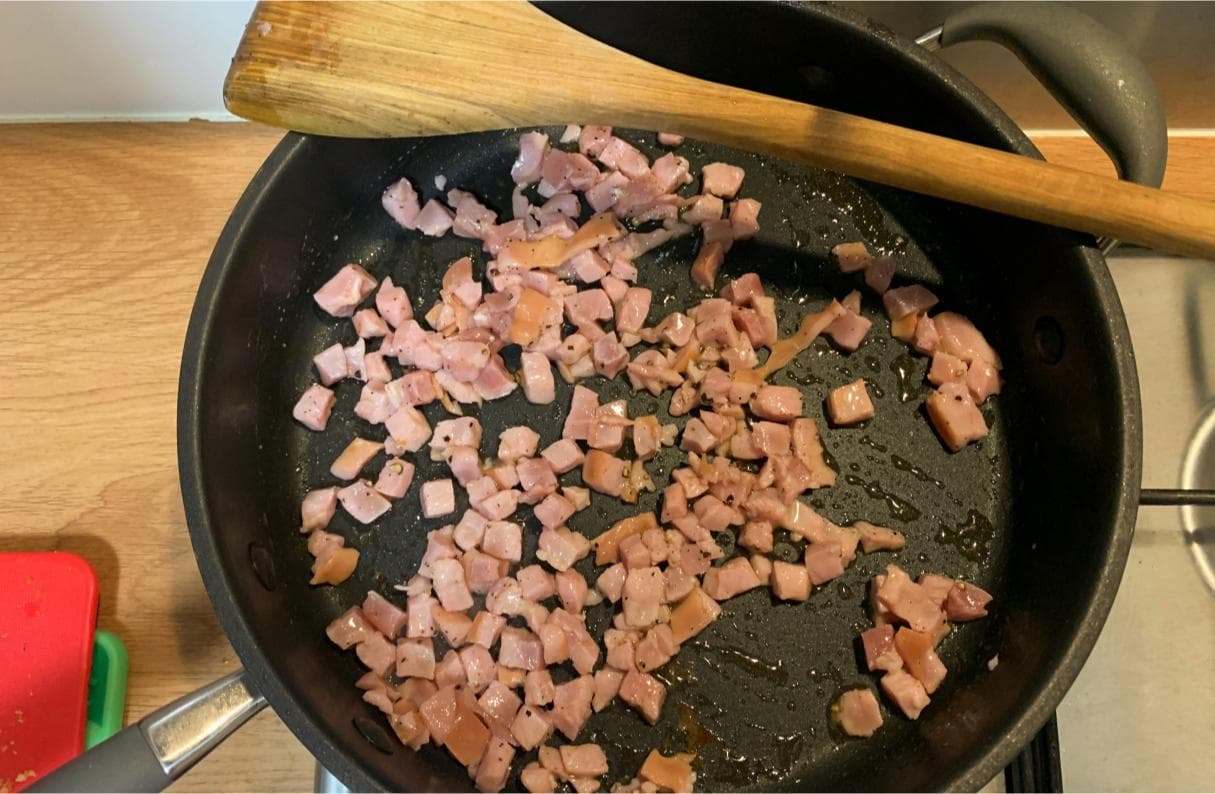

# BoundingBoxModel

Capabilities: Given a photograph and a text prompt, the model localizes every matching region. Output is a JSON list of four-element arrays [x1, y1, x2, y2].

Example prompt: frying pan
[[32, 3, 1152, 791]]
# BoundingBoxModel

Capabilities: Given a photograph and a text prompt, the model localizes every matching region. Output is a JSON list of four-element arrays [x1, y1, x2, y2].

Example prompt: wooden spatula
[[224, 1, 1215, 258]]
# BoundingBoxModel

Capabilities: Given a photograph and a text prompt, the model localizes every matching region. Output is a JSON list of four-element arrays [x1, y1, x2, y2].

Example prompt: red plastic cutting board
[[0, 552, 98, 791]]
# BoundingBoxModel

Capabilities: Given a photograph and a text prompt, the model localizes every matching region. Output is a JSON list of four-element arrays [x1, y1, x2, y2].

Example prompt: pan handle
[[27, 670, 265, 793], [918, 1, 1167, 190]]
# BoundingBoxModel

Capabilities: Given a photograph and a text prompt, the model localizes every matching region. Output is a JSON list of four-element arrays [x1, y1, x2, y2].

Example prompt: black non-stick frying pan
[[34, 3, 1158, 792]]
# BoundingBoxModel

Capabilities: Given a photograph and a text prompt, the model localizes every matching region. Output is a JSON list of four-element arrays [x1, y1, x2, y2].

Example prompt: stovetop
[[1053, 252, 1215, 791]]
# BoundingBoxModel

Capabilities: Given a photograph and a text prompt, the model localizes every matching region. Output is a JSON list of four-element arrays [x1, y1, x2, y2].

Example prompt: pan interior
[[188, 124, 1132, 791]]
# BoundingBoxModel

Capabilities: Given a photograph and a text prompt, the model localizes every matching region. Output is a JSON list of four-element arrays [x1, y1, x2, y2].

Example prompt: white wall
[[0, 1, 254, 121]]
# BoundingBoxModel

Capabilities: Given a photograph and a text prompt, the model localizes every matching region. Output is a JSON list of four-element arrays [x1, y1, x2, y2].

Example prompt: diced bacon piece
[[926, 381, 988, 451], [440, 340, 490, 383], [877, 566, 945, 634], [789, 418, 835, 488], [375, 276, 412, 329], [336, 480, 391, 525], [565, 289, 614, 326], [835, 689, 883, 737], [615, 287, 652, 333], [521, 351, 556, 404], [735, 521, 773, 555], [827, 309, 873, 352], [326, 606, 375, 649], [934, 311, 1001, 368], [660, 483, 688, 524], [635, 624, 678, 673], [465, 475, 498, 508], [946, 580, 993, 621], [728, 197, 762, 240], [881, 669, 931, 720], [592, 332, 629, 378], [398, 370, 437, 406], [750, 385, 802, 421], [419, 479, 456, 518], [497, 627, 545, 671], [966, 360, 1002, 404], [579, 125, 612, 157], [512, 706, 554, 753], [584, 170, 629, 213], [751, 421, 792, 457], [448, 189, 498, 241], [619, 669, 666, 724], [445, 705, 493, 767], [520, 762, 557, 794], [355, 633, 396, 675], [679, 418, 716, 455], [862, 254, 895, 293], [556, 566, 588, 610], [453, 646, 493, 696], [512, 131, 549, 184], [482, 521, 523, 562], [690, 240, 726, 289], [701, 557, 761, 601], [514, 565, 555, 603], [474, 356, 518, 401], [446, 446, 482, 487], [681, 193, 723, 225], [583, 449, 627, 497], [314, 264, 376, 318], [538, 620, 570, 665], [913, 313, 940, 355], [592, 512, 658, 566], [827, 378, 875, 426], [721, 272, 762, 306], [396, 637, 436, 679], [331, 437, 383, 480], [588, 668, 623, 714], [567, 249, 610, 284], [639, 751, 695, 793], [883, 284, 939, 320], [928, 350, 968, 386], [894, 627, 947, 693], [432, 416, 482, 451], [385, 405, 432, 452], [488, 463, 519, 490], [560, 744, 609, 777], [301, 487, 338, 532], [804, 541, 845, 585], [382, 177, 421, 229], [464, 610, 503, 646], [855, 521, 905, 553], [596, 563, 627, 604], [622, 567, 665, 628], [832, 241, 871, 273], [362, 352, 392, 385], [693, 494, 741, 532], [668, 586, 721, 644], [551, 675, 595, 740], [293, 384, 335, 431], [861, 624, 902, 673], [562, 384, 599, 442], [352, 308, 389, 339], [418, 528, 458, 578], [312, 344, 349, 386], [498, 426, 540, 462], [596, 136, 649, 178], [345, 337, 368, 380], [657, 312, 695, 348], [517, 457, 558, 503], [770, 560, 811, 601], [415, 198, 455, 236], [620, 535, 651, 570], [524, 669, 556, 707], [701, 162, 744, 198], [542, 439, 585, 474], [408, 594, 439, 639], [534, 526, 587, 572], [541, 149, 601, 192], [362, 591, 407, 638], [430, 557, 474, 612], [534, 493, 576, 530], [475, 735, 516, 793]]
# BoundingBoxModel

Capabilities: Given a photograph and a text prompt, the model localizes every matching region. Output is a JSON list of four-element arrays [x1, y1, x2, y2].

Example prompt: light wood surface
[[224, 1, 1215, 258], [0, 122, 1210, 792]]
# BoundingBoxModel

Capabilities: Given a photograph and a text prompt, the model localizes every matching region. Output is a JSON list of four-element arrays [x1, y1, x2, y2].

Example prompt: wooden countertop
[[0, 122, 1210, 792]]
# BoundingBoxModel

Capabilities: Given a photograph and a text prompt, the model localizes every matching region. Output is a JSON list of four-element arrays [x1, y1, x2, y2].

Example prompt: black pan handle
[[27, 670, 265, 792], [920, 1, 1167, 191]]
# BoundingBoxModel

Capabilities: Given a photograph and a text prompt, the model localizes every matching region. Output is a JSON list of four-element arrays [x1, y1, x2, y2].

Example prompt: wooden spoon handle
[[225, 1, 1215, 258]]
